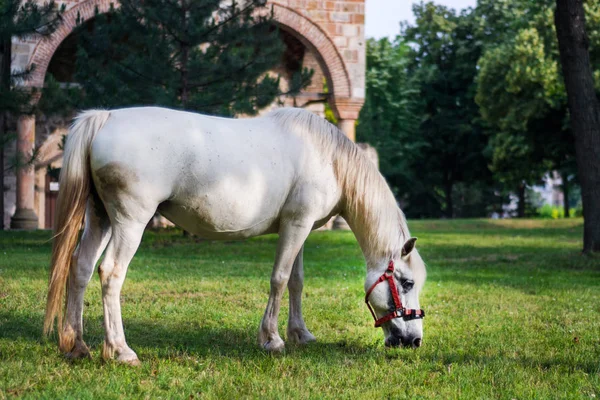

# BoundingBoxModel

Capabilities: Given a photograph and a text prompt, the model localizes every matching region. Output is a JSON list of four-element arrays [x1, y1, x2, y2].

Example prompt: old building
[[3, 0, 365, 229]]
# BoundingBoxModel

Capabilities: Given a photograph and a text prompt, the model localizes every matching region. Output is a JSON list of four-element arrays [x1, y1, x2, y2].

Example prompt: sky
[[365, 0, 477, 39]]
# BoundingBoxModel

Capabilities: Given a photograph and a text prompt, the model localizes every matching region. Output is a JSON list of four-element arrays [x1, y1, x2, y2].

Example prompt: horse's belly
[[157, 198, 280, 239]]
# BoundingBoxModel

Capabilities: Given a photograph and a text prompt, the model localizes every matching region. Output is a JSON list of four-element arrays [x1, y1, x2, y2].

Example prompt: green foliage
[[356, 37, 423, 202], [477, 25, 563, 132], [0, 221, 598, 397], [485, 132, 548, 188], [400, 3, 496, 218], [451, 181, 507, 218], [322, 78, 337, 124], [538, 204, 562, 219], [358, 2, 530, 218], [36, 75, 83, 117], [70, 0, 311, 116], [475, 0, 587, 192], [0, 0, 61, 39], [537, 204, 581, 218], [376, 0, 589, 218]]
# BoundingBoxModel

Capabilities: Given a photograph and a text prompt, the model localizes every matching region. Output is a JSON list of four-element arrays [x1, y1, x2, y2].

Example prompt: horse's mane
[[267, 108, 410, 261]]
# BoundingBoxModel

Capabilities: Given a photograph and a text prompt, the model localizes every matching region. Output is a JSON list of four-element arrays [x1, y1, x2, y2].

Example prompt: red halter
[[365, 260, 425, 327]]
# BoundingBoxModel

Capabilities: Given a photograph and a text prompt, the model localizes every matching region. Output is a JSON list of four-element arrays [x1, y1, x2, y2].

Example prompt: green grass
[[0, 219, 599, 399]]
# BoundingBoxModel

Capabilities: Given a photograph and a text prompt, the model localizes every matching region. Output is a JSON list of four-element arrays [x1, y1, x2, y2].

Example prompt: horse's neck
[[340, 171, 407, 268]]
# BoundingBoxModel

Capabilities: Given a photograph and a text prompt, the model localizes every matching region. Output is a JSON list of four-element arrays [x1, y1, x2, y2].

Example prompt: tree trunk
[[179, 1, 189, 109], [517, 183, 526, 218], [0, 111, 4, 231], [555, 0, 600, 253], [180, 44, 189, 109], [561, 171, 570, 218], [0, 36, 12, 231], [444, 178, 453, 219]]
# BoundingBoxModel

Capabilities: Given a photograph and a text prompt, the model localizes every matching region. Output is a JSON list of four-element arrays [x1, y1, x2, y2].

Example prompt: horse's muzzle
[[385, 335, 422, 348]]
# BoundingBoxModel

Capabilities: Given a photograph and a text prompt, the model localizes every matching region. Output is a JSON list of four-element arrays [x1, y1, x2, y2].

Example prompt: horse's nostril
[[413, 338, 422, 348]]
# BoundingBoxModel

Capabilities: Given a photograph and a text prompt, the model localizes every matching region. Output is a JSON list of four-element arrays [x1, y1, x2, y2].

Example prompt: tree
[[402, 2, 493, 218], [70, 0, 311, 116], [0, 0, 64, 229], [475, 1, 587, 217], [356, 38, 424, 206], [555, 0, 600, 253]]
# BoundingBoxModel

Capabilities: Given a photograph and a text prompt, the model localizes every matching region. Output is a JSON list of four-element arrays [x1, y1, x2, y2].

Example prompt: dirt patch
[[94, 162, 139, 199]]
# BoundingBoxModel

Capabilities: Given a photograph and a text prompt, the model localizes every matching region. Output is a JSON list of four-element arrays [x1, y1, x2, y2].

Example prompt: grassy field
[[0, 219, 599, 399]]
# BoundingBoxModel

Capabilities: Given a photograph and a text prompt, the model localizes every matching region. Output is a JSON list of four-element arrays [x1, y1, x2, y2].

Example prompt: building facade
[[4, 0, 366, 229]]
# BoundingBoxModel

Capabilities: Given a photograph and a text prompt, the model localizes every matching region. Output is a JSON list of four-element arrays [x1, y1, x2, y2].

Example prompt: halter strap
[[365, 260, 425, 327]]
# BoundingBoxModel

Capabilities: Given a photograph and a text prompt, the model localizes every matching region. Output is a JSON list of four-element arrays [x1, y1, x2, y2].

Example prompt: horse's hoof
[[123, 358, 141, 367], [287, 328, 316, 345], [66, 349, 92, 360], [65, 343, 92, 360], [116, 351, 141, 366], [262, 337, 285, 352]]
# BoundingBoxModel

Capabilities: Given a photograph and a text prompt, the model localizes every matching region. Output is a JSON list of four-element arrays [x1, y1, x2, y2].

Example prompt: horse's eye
[[400, 279, 414, 292]]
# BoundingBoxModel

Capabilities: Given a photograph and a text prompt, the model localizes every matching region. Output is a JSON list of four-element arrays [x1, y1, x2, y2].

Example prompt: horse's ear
[[401, 237, 417, 257]]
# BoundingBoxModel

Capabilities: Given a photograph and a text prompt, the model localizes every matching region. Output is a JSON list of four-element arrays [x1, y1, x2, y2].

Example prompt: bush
[[537, 204, 581, 219], [538, 204, 560, 219]]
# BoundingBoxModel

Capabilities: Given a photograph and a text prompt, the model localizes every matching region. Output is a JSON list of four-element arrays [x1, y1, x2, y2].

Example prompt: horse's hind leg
[[62, 196, 111, 359], [286, 246, 316, 345], [98, 219, 148, 365]]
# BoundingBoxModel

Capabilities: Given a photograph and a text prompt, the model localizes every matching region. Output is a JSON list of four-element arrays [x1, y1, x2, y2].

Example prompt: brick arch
[[27, 0, 114, 88], [267, 3, 352, 99], [28, 0, 353, 100]]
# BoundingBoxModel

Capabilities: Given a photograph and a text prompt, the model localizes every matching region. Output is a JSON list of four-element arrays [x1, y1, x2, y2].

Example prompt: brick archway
[[27, 0, 353, 101], [27, 0, 114, 88], [267, 3, 352, 99]]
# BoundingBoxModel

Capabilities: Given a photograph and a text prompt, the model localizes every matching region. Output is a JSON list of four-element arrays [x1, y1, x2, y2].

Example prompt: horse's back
[[89, 107, 339, 237]]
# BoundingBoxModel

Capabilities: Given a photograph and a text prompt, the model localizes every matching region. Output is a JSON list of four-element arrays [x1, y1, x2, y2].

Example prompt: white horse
[[44, 107, 426, 365]]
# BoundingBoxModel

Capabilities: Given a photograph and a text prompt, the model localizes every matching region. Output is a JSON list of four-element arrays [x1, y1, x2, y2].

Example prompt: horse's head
[[364, 237, 426, 348]]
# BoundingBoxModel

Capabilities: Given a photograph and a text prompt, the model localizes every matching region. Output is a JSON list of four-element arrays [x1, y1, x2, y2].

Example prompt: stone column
[[10, 115, 38, 229], [35, 168, 47, 229], [337, 119, 356, 142], [331, 97, 364, 142]]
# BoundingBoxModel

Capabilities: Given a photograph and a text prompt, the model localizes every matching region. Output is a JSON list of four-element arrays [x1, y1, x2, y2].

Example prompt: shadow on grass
[[2, 311, 598, 375], [126, 321, 378, 360], [0, 312, 46, 351], [0, 310, 379, 366], [419, 350, 600, 375]]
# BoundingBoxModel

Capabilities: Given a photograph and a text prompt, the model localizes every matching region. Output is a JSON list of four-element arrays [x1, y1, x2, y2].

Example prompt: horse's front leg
[[287, 246, 316, 345], [259, 221, 312, 352]]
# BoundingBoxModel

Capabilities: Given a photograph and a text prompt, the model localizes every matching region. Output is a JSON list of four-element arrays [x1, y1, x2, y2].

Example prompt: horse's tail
[[44, 110, 111, 345]]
